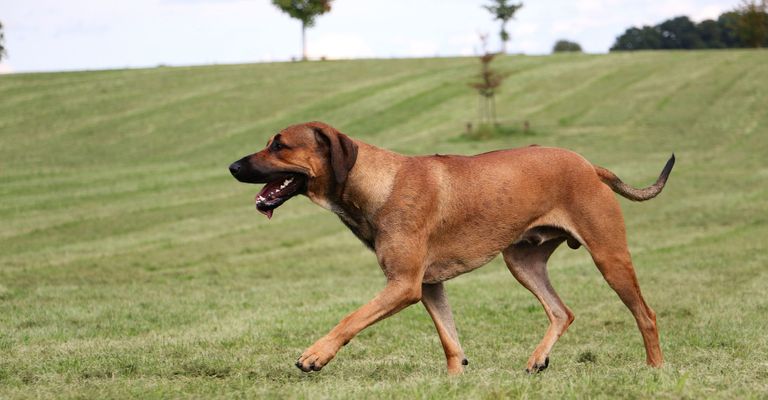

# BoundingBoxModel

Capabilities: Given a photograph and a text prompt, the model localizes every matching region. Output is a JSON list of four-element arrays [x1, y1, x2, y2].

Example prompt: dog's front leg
[[422, 282, 467, 375], [295, 280, 422, 372], [296, 241, 426, 372]]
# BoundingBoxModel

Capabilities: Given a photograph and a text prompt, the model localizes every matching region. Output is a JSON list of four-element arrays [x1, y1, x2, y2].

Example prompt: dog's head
[[229, 121, 358, 218]]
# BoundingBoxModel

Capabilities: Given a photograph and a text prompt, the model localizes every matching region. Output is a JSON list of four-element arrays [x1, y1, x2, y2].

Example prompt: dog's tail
[[594, 154, 675, 201]]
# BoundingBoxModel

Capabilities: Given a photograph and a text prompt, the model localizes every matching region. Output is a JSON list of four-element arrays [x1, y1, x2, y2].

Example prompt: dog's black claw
[[462, 358, 469, 366], [526, 357, 550, 374]]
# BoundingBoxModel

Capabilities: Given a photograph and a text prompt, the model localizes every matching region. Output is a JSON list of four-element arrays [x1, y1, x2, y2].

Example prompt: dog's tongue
[[254, 192, 274, 219], [255, 181, 281, 219], [259, 208, 273, 219]]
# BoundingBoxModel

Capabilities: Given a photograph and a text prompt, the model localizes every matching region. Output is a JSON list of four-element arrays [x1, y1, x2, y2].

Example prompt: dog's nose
[[228, 162, 241, 176]]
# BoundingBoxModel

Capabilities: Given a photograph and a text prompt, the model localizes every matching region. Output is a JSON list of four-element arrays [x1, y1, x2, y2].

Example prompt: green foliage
[[611, 7, 768, 50], [271, 0, 332, 27], [271, 0, 333, 60], [553, 39, 582, 53], [0, 21, 6, 62], [719, 12, 743, 47], [0, 51, 767, 398], [469, 53, 505, 98], [460, 122, 530, 141], [483, 0, 523, 52], [469, 52, 506, 125], [659, 16, 705, 49], [736, 0, 768, 47], [611, 26, 660, 50], [697, 19, 725, 48]]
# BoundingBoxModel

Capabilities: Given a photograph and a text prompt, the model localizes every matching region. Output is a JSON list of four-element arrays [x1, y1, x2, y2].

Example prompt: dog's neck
[[306, 139, 406, 250], [308, 140, 405, 251], [339, 141, 405, 217]]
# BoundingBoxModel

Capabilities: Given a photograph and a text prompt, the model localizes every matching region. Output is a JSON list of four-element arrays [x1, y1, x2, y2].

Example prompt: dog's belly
[[420, 213, 527, 284], [422, 254, 498, 283]]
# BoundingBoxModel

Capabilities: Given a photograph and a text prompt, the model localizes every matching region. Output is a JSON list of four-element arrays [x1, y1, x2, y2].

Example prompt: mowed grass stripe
[[0, 169, 232, 242], [174, 63, 466, 159], [0, 199, 337, 270]]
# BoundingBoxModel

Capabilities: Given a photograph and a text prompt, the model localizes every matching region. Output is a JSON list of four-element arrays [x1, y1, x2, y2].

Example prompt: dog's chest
[[336, 206, 376, 250]]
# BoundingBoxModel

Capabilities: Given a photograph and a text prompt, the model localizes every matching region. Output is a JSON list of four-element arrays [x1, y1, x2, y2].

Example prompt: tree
[[553, 40, 582, 53], [0, 21, 6, 62], [611, 26, 662, 50], [611, 8, 768, 51], [272, 0, 333, 60], [697, 19, 725, 48], [736, 0, 768, 47], [483, 0, 523, 53], [469, 34, 506, 127], [658, 16, 704, 49], [718, 12, 743, 47]]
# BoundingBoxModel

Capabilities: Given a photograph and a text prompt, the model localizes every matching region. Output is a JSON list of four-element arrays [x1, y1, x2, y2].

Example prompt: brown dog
[[229, 121, 674, 374]]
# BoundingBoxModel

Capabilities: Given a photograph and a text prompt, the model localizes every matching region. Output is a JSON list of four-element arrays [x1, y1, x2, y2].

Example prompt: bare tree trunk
[[490, 95, 497, 125], [500, 22, 506, 53], [480, 96, 488, 125], [302, 23, 307, 61], [477, 96, 482, 124]]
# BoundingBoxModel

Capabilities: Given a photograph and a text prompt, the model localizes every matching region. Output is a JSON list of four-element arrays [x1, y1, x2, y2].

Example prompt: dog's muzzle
[[228, 156, 308, 219], [228, 157, 264, 183], [228, 161, 242, 177]]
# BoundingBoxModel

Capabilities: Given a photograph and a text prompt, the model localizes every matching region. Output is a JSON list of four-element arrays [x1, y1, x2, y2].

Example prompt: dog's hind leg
[[573, 195, 663, 367], [589, 248, 663, 367], [422, 282, 467, 375], [502, 237, 574, 373]]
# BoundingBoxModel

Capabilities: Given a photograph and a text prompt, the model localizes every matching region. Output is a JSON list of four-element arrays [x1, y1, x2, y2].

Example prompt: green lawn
[[1, 50, 767, 398]]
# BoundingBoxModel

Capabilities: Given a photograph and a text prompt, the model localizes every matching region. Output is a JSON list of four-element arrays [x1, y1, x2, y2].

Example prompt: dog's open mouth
[[254, 174, 307, 219]]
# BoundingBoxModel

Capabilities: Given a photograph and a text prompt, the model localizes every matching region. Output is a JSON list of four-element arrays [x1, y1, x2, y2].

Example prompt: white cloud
[[407, 39, 439, 57], [691, 5, 731, 21], [577, 0, 619, 12], [0, 62, 14, 74], [648, 0, 730, 23], [447, 33, 480, 56], [514, 22, 539, 36], [307, 33, 375, 60]]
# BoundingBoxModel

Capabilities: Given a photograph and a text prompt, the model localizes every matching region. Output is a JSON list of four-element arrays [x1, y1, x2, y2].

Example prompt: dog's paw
[[295, 339, 339, 373], [525, 356, 549, 374], [446, 357, 468, 376]]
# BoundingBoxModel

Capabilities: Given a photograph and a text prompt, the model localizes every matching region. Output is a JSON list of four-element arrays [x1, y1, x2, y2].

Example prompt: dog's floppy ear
[[309, 122, 358, 185]]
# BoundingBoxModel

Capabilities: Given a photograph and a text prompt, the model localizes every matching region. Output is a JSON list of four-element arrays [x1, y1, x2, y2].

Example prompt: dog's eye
[[270, 141, 284, 152]]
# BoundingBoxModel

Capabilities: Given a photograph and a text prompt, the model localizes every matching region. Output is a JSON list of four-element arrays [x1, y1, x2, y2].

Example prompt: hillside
[[1, 51, 766, 398]]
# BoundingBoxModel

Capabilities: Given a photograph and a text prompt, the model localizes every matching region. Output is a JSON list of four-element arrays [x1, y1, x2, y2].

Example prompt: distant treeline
[[611, 11, 768, 50]]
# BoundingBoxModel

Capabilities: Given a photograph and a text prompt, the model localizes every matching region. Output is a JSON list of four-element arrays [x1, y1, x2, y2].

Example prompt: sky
[[0, 0, 738, 74]]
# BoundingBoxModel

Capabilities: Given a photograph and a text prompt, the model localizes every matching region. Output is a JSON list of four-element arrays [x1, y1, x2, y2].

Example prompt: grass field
[[1, 50, 767, 398]]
